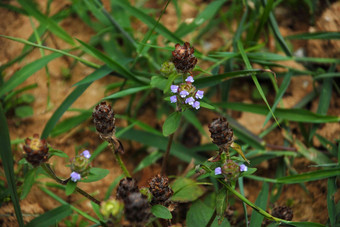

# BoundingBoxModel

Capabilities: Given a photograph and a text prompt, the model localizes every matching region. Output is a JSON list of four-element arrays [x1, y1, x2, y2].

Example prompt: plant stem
[[108, 142, 131, 178], [161, 133, 174, 176], [41, 163, 101, 205]]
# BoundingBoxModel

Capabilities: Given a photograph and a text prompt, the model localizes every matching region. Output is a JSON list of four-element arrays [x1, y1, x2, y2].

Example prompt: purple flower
[[81, 150, 91, 159], [170, 85, 179, 93], [180, 90, 189, 98], [195, 90, 204, 99], [192, 101, 200, 110], [185, 76, 194, 83], [239, 164, 248, 172], [170, 95, 177, 103], [70, 171, 81, 182], [185, 97, 195, 105], [215, 167, 222, 175]]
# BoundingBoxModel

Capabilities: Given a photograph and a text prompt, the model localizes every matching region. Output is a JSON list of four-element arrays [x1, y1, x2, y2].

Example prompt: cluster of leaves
[[0, 0, 340, 226]]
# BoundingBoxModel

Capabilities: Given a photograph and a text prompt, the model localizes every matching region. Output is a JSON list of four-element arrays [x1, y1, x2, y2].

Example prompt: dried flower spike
[[271, 206, 293, 221], [149, 174, 173, 206], [116, 177, 139, 201], [23, 134, 49, 166], [124, 192, 151, 224], [93, 102, 116, 137], [209, 117, 234, 151], [172, 42, 198, 73]]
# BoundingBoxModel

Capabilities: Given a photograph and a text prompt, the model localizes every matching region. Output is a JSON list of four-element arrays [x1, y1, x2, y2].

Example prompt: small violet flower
[[81, 150, 91, 159], [192, 101, 200, 110], [70, 171, 81, 182], [195, 90, 204, 99], [170, 95, 177, 103], [239, 164, 248, 172], [180, 90, 189, 98], [185, 97, 195, 105], [185, 76, 194, 83], [170, 85, 179, 93], [215, 167, 222, 175]]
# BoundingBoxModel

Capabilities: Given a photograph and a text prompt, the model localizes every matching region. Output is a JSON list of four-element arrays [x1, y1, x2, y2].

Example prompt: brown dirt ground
[[0, 0, 339, 226]]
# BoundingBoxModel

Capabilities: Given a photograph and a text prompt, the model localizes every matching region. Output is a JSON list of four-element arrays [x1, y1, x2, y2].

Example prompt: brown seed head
[[124, 192, 151, 224], [271, 206, 293, 221], [23, 134, 49, 166], [171, 42, 197, 73], [209, 117, 234, 150], [93, 102, 115, 137], [148, 174, 173, 206], [116, 178, 139, 201]]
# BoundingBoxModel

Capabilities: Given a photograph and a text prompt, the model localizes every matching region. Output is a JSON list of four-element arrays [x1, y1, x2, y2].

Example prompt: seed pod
[[271, 206, 293, 221], [148, 174, 173, 206], [124, 192, 151, 224], [116, 178, 139, 201], [209, 117, 234, 151], [171, 42, 198, 73], [93, 102, 116, 138], [23, 134, 49, 166]]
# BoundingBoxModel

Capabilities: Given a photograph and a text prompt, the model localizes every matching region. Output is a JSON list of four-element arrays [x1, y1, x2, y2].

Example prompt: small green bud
[[71, 154, 91, 177], [160, 61, 176, 77], [100, 198, 124, 220], [139, 187, 152, 203]]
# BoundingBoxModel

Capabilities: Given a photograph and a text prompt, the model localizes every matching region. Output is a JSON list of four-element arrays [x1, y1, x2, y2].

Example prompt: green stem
[[200, 165, 284, 223], [161, 133, 174, 176], [41, 163, 101, 205], [115, 152, 131, 178]]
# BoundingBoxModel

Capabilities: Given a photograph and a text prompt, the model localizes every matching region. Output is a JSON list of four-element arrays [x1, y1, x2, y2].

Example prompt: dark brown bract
[[23, 134, 49, 166], [271, 206, 293, 221], [209, 117, 234, 150], [116, 177, 139, 201], [171, 42, 198, 73], [148, 174, 173, 205], [124, 192, 151, 224], [92, 102, 115, 136]]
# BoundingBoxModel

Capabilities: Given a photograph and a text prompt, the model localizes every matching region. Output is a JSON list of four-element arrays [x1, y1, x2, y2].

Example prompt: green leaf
[[215, 102, 340, 123], [91, 201, 104, 220], [103, 86, 151, 100], [200, 101, 215, 110], [41, 66, 112, 139], [48, 149, 69, 158], [276, 167, 340, 184], [294, 140, 332, 165], [0, 52, 61, 97], [0, 105, 24, 226], [286, 32, 340, 40], [327, 177, 336, 226], [20, 168, 36, 200], [151, 205, 172, 219], [14, 105, 33, 118], [182, 110, 208, 138], [150, 76, 167, 90], [171, 177, 204, 202], [162, 111, 182, 136], [26, 205, 72, 227], [133, 151, 163, 173], [17, 0, 74, 45], [80, 168, 109, 183], [250, 182, 269, 227], [105, 174, 124, 200], [66, 180, 77, 195], [51, 111, 91, 137], [216, 187, 227, 224], [77, 39, 145, 84], [281, 221, 326, 227]]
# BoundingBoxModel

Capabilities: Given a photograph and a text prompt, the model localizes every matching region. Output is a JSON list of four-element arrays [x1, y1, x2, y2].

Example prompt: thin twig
[[161, 133, 174, 176]]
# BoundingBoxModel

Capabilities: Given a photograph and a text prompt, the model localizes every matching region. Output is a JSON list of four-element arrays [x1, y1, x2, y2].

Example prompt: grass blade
[[276, 168, 340, 184], [103, 86, 151, 100], [0, 105, 24, 226], [0, 52, 61, 97], [26, 205, 72, 227], [17, 0, 74, 45], [249, 182, 269, 227], [286, 32, 340, 40], [327, 177, 336, 226], [41, 66, 112, 138]]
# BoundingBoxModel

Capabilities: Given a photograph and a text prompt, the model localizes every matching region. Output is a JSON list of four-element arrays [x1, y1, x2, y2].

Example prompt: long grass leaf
[[216, 102, 340, 123], [0, 52, 61, 97], [17, 0, 74, 45], [103, 86, 151, 100], [0, 35, 99, 68], [276, 168, 340, 184], [41, 66, 112, 138], [26, 205, 72, 227], [249, 182, 269, 227], [286, 32, 340, 40], [0, 105, 24, 226]]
